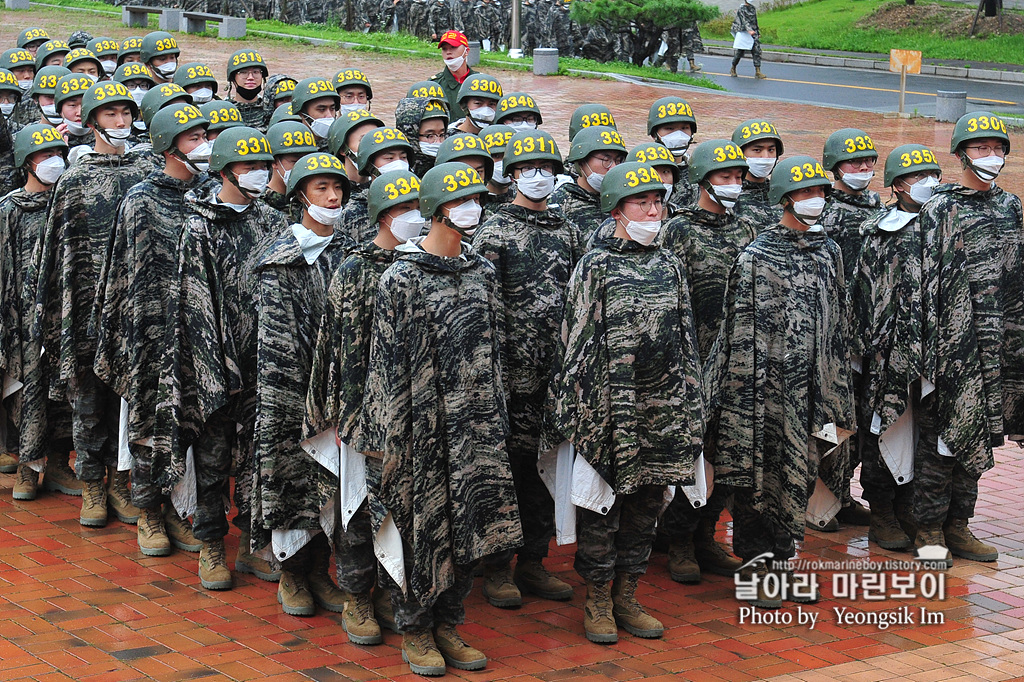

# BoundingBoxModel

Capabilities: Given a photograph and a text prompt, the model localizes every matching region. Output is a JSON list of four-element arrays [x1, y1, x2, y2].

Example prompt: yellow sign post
[[890, 49, 923, 115]]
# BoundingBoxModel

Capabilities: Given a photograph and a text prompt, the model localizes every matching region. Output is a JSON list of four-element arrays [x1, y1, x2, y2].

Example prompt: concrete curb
[[704, 45, 1023, 84]]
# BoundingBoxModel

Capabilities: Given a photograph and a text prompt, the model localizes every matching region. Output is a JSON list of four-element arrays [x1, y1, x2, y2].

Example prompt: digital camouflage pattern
[[731, 1, 762, 67], [0, 187, 71, 462], [549, 181, 605, 241], [672, 166, 698, 210], [481, 187, 514, 222], [547, 226, 705, 494], [250, 224, 352, 553], [232, 97, 269, 132], [34, 148, 154, 394], [819, 189, 881, 284], [661, 204, 757, 361], [338, 188, 374, 244], [155, 187, 288, 506], [394, 96, 446, 178], [732, 177, 781, 233], [92, 171, 204, 507], [304, 241, 398, 452], [912, 183, 1024, 474], [704, 225, 854, 542], [0, 114, 18, 196], [361, 239, 522, 607]]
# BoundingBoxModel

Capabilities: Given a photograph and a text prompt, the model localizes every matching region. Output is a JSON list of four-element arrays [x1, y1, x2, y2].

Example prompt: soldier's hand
[[56, 122, 69, 141], [748, 29, 756, 36]]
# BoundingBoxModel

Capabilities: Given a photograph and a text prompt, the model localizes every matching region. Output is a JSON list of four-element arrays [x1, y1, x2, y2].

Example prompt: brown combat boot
[[611, 573, 664, 639], [163, 505, 202, 552], [688, 58, 702, 72], [0, 452, 18, 473], [894, 499, 917, 544], [13, 463, 39, 501], [943, 517, 998, 562], [755, 68, 767, 79], [583, 580, 617, 644], [913, 525, 952, 569], [737, 565, 782, 609], [307, 536, 346, 612], [137, 506, 172, 556], [106, 468, 140, 524], [729, 66, 738, 77], [402, 629, 446, 676], [694, 519, 743, 577], [373, 587, 397, 633], [514, 559, 573, 600], [234, 531, 280, 581], [341, 591, 382, 645], [668, 534, 700, 584], [43, 452, 83, 496], [868, 501, 911, 550], [79, 480, 108, 527], [434, 623, 487, 671], [278, 550, 315, 616], [199, 539, 232, 590], [482, 563, 522, 608], [837, 499, 871, 526]]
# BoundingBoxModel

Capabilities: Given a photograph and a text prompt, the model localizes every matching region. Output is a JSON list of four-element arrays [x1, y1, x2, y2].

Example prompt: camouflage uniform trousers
[[482, 450, 555, 567], [387, 560, 476, 632], [653, 30, 680, 71], [732, 40, 762, 69], [912, 395, 979, 527], [335, 457, 381, 595], [574, 485, 665, 583], [659, 484, 730, 541], [66, 369, 121, 481], [192, 408, 237, 541]]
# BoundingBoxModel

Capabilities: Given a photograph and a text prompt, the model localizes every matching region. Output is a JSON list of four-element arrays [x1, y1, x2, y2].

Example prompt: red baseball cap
[[438, 30, 468, 49]]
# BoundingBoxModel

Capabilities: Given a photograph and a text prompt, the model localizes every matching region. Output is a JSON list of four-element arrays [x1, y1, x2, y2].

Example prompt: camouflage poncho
[[0, 114, 17, 196], [0, 187, 71, 460], [547, 229, 705, 494], [549, 181, 606, 241], [481, 187, 514, 223], [34, 149, 153, 394], [732, 177, 780, 233], [820, 189, 881, 284], [361, 239, 522, 607], [394, 97, 446, 178], [303, 240, 398, 452], [704, 225, 854, 541], [912, 183, 1024, 471], [93, 172, 201, 450], [662, 204, 756, 361], [473, 203, 585, 459], [339, 188, 373, 244], [155, 188, 287, 495], [250, 224, 351, 552], [671, 162, 698, 209]]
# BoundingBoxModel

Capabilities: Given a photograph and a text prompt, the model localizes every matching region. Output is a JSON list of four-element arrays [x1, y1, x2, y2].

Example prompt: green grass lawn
[[703, 0, 1024, 64]]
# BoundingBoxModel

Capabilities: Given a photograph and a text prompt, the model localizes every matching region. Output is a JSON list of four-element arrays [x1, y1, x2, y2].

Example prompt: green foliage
[[571, 0, 719, 28]]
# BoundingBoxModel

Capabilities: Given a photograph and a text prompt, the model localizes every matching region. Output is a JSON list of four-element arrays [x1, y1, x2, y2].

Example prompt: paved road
[[690, 53, 1024, 116]]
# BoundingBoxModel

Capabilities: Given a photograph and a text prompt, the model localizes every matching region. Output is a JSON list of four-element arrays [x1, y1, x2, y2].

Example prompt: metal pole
[[899, 64, 907, 114], [509, 0, 522, 56]]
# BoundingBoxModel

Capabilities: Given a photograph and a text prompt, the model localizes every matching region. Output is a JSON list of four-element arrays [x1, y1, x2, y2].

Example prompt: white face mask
[[663, 182, 674, 204], [508, 120, 537, 132], [469, 106, 495, 126], [63, 117, 89, 136], [790, 196, 827, 226], [309, 116, 333, 139], [85, 74, 99, 84], [708, 183, 743, 209], [491, 159, 511, 185], [746, 156, 776, 179], [907, 175, 939, 205], [129, 87, 148, 106], [19, 78, 33, 90], [377, 159, 409, 175], [516, 173, 555, 201], [101, 127, 132, 147], [0, 102, 13, 117], [623, 219, 661, 246], [237, 168, 270, 196], [275, 166, 292, 184], [419, 141, 441, 157], [190, 87, 213, 104], [388, 208, 426, 242], [659, 130, 691, 154], [339, 103, 365, 116], [291, 223, 334, 264], [969, 154, 1004, 183], [100, 59, 117, 76], [182, 140, 212, 174], [841, 170, 874, 191], [443, 51, 466, 71], [34, 155, 66, 184], [155, 60, 177, 78], [40, 103, 60, 123], [304, 199, 344, 226], [445, 199, 482, 235]]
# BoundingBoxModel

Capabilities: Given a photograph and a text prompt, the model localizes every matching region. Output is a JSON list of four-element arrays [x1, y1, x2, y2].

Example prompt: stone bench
[[183, 11, 247, 39], [121, 5, 183, 32]]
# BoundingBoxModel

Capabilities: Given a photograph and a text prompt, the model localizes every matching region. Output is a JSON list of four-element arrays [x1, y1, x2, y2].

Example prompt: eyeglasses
[[505, 115, 538, 124], [235, 67, 264, 78], [339, 92, 369, 104], [963, 144, 1006, 156], [518, 167, 554, 178], [622, 198, 664, 213], [588, 154, 621, 169], [420, 132, 447, 143]]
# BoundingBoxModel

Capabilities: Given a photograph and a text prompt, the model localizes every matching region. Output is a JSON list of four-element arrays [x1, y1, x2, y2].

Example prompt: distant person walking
[[731, 0, 766, 79]]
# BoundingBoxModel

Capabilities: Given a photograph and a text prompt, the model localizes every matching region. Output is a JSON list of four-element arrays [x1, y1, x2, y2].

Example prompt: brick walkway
[[2, 9, 1024, 681]]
